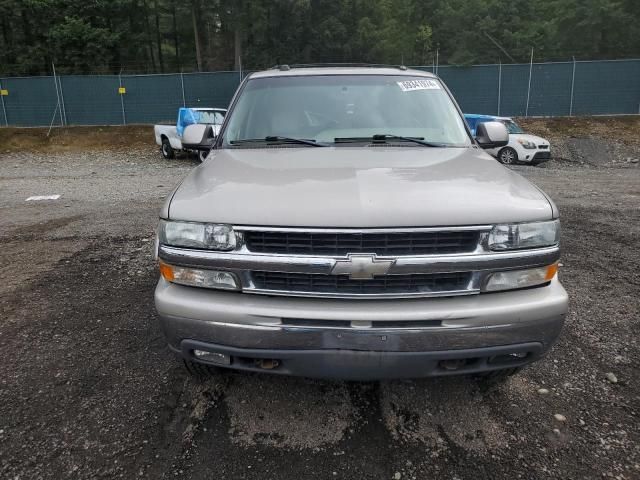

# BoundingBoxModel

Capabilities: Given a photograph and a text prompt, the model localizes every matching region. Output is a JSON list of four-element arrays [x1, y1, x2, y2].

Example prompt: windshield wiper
[[230, 136, 327, 147], [334, 134, 443, 147]]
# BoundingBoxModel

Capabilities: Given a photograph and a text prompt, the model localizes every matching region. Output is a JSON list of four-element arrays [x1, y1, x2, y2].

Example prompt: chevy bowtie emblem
[[330, 254, 395, 280]]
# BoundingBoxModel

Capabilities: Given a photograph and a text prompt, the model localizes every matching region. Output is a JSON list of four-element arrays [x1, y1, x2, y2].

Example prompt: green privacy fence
[[0, 59, 638, 127], [0, 71, 243, 127], [419, 59, 640, 117]]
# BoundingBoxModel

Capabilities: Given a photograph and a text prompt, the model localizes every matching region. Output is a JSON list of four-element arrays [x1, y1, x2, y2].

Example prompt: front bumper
[[519, 147, 551, 164], [155, 277, 568, 379]]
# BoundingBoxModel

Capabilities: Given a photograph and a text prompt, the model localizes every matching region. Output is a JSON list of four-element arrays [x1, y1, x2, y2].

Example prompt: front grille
[[251, 271, 472, 296], [244, 230, 479, 256], [538, 145, 549, 149]]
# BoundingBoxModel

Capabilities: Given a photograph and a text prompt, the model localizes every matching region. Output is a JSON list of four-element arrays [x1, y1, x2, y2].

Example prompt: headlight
[[489, 220, 559, 250], [159, 261, 240, 290], [159, 220, 237, 250], [483, 264, 558, 292], [517, 138, 537, 149]]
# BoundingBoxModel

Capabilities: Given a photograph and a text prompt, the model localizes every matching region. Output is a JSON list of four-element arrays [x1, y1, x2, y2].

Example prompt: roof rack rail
[[270, 63, 409, 71]]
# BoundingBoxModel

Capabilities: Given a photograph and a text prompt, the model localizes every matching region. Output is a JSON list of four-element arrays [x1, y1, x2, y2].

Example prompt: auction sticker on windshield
[[397, 79, 440, 92]]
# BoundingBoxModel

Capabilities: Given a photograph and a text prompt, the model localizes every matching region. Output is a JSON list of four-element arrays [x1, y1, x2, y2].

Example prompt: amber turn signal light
[[158, 261, 175, 282], [545, 263, 559, 281]]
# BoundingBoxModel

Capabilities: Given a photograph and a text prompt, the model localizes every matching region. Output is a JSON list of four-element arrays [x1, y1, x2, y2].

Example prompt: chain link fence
[[0, 59, 638, 127]]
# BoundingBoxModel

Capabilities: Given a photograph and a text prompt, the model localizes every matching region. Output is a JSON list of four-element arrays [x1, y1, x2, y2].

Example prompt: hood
[[167, 147, 554, 227], [511, 133, 549, 145]]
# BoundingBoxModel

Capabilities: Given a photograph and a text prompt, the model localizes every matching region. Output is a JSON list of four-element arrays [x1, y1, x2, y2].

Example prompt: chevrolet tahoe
[[154, 66, 568, 381]]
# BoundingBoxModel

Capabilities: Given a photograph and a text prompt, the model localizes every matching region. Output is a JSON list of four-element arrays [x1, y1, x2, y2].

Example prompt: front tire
[[161, 138, 175, 159], [498, 147, 518, 165]]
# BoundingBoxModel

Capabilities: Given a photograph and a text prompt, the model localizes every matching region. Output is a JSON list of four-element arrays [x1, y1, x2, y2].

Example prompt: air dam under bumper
[[155, 278, 568, 380]]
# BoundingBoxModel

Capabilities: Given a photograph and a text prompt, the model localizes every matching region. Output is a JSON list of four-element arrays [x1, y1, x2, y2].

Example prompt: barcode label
[[397, 79, 440, 91]]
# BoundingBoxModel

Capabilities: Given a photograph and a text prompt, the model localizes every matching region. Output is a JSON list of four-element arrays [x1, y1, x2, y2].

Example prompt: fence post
[[119, 70, 126, 125], [180, 72, 186, 107], [46, 104, 60, 137], [52, 63, 63, 126], [497, 60, 502, 116], [0, 78, 8, 126], [569, 56, 576, 116], [57, 75, 68, 125], [525, 48, 533, 116]]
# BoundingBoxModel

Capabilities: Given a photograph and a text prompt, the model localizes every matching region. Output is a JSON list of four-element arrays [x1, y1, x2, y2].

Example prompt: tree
[[0, 0, 638, 75], [48, 16, 119, 73]]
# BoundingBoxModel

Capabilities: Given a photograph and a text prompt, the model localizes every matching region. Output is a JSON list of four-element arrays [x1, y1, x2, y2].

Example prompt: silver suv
[[155, 66, 568, 380]]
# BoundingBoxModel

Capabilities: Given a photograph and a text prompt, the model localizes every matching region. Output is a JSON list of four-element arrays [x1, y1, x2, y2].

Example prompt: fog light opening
[[510, 351, 528, 359], [438, 358, 469, 371], [488, 351, 530, 365], [193, 349, 231, 365], [255, 358, 280, 370]]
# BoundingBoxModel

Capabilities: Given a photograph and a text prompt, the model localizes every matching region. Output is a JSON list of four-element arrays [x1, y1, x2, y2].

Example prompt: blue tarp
[[464, 113, 500, 136], [176, 108, 201, 137]]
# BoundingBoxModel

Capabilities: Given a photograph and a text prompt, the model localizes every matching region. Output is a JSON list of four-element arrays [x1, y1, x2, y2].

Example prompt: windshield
[[222, 75, 471, 147], [198, 110, 225, 125], [501, 120, 524, 134]]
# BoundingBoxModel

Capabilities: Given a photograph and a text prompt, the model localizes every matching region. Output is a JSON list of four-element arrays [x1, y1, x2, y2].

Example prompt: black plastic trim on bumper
[[177, 339, 546, 380], [532, 152, 551, 163]]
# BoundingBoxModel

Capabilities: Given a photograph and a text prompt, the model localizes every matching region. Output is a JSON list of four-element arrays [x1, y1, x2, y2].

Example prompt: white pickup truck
[[154, 107, 226, 161]]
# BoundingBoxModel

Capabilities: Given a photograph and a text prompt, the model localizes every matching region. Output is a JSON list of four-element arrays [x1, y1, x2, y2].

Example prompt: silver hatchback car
[[155, 66, 568, 380]]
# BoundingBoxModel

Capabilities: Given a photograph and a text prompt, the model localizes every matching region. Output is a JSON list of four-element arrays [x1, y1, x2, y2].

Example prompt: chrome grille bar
[[158, 245, 560, 276]]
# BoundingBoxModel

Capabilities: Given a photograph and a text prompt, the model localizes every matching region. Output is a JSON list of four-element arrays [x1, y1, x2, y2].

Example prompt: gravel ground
[[0, 139, 639, 480]]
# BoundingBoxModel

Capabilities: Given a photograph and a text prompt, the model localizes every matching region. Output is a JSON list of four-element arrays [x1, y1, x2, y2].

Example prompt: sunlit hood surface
[[167, 147, 554, 227]]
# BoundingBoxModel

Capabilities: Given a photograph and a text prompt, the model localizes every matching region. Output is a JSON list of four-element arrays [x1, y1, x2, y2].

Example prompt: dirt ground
[[0, 125, 153, 153], [0, 120, 639, 479]]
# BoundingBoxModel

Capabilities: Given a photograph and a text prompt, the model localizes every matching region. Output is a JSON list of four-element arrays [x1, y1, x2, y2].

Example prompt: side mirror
[[475, 121, 509, 149], [182, 124, 216, 151]]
